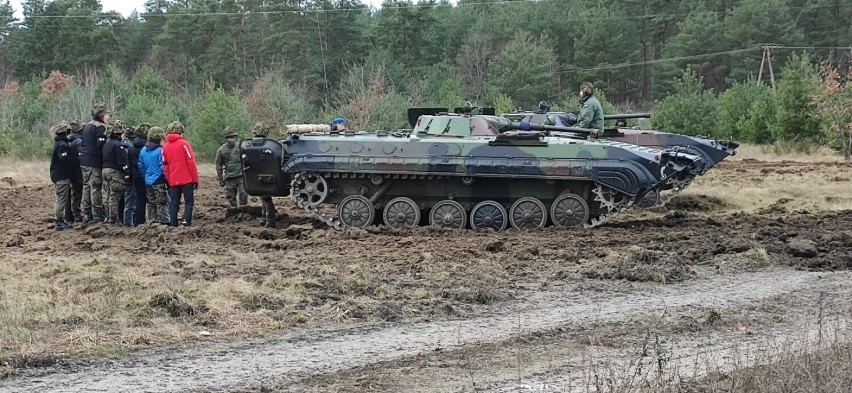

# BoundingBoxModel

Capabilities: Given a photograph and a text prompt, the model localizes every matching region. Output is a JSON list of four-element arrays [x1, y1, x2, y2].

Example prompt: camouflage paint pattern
[[241, 113, 701, 221], [505, 112, 738, 175]]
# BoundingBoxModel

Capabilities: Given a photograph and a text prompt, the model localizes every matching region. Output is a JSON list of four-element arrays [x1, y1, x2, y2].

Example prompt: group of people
[[49, 104, 283, 231], [50, 104, 199, 231]]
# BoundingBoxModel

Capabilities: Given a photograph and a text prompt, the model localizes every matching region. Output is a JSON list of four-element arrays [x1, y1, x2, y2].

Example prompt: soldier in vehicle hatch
[[330, 117, 346, 132], [215, 126, 248, 208], [576, 82, 604, 137]]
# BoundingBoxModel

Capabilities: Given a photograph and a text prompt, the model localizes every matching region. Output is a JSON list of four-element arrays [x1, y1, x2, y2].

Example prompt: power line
[[556, 47, 758, 74]]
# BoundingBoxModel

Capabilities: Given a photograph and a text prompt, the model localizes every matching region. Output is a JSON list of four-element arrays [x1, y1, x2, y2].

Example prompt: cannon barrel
[[508, 121, 594, 135], [604, 113, 651, 120]]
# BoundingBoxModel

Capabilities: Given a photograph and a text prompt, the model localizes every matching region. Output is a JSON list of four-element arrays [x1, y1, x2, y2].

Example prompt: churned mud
[[0, 158, 850, 392]]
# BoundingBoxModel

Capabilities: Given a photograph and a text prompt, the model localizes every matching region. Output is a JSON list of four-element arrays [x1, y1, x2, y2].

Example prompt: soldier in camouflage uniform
[[576, 82, 605, 138], [66, 121, 84, 222], [79, 104, 109, 222], [101, 122, 130, 225], [50, 122, 77, 231], [215, 126, 248, 208], [250, 122, 277, 228]]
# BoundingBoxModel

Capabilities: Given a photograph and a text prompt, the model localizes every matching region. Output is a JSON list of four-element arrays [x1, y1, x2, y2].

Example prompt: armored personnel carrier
[[501, 109, 739, 206], [241, 110, 702, 231]]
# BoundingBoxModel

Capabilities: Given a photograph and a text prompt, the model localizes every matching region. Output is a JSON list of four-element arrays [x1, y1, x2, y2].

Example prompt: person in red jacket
[[162, 121, 199, 227]]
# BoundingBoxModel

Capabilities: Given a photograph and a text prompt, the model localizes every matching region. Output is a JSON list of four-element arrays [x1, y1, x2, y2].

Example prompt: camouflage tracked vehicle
[[241, 110, 702, 231], [502, 110, 739, 206]]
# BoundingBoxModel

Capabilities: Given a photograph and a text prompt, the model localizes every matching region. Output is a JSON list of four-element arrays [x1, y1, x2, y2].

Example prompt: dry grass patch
[[730, 143, 845, 163], [684, 163, 852, 213]]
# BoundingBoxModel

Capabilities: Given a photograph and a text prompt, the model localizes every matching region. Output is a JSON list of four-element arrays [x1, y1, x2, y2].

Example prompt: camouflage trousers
[[54, 179, 71, 222], [146, 183, 169, 224], [71, 179, 82, 220], [81, 166, 103, 217], [64, 179, 83, 222], [261, 196, 276, 225], [102, 169, 125, 221], [223, 177, 248, 208]]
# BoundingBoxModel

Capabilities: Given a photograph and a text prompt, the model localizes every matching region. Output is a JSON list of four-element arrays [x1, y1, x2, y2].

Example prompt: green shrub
[[189, 85, 253, 161], [772, 53, 823, 142], [717, 80, 771, 141], [652, 69, 718, 137]]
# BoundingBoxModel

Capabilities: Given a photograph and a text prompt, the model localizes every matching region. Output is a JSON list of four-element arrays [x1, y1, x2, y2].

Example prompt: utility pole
[[758, 43, 779, 88]]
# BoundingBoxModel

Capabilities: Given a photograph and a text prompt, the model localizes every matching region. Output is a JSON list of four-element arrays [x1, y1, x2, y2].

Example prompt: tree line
[[0, 0, 850, 159]]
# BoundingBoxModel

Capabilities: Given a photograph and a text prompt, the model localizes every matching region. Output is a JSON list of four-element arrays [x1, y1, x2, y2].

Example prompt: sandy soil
[[0, 157, 850, 392]]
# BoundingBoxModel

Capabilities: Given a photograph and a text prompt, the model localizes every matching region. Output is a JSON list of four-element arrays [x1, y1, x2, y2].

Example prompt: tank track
[[290, 171, 644, 231], [657, 175, 696, 206], [290, 172, 344, 230]]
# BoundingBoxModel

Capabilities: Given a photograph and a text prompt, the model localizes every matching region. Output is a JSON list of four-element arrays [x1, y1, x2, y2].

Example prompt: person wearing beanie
[[102, 122, 129, 225], [49, 122, 77, 231], [131, 123, 150, 224], [66, 120, 84, 222], [138, 126, 169, 224], [162, 121, 199, 227], [78, 104, 110, 222]]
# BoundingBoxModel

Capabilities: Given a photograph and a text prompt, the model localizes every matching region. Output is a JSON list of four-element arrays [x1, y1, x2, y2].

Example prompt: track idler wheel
[[429, 200, 467, 229], [635, 189, 660, 209], [293, 173, 329, 207], [470, 200, 508, 232]]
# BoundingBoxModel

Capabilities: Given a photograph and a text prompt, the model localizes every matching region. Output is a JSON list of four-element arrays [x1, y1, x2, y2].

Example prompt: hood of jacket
[[145, 141, 161, 151], [166, 133, 183, 143]]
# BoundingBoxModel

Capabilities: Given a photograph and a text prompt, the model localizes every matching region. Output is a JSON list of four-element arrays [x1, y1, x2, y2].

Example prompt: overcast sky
[[8, 0, 390, 18]]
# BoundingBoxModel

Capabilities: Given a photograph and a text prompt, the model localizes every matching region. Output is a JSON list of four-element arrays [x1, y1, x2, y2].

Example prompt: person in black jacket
[[102, 124, 129, 225], [79, 104, 110, 222], [121, 125, 148, 227], [66, 121, 84, 222], [50, 122, 76, 231], [131, 124, 150, 225]]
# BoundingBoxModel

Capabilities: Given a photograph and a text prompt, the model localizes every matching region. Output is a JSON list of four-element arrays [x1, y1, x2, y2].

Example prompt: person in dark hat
[[49, 122, 77, 231], [215, 126, 248, 208], [79, 104, 109, 222], [66, 120, 84, 222]]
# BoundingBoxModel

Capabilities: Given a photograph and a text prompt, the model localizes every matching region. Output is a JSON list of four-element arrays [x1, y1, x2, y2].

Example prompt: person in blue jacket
[[138, 126, 169, 224]]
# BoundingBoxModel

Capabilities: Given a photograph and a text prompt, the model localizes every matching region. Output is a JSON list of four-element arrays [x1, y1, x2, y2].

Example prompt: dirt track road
[[2, 268, 848, 393]]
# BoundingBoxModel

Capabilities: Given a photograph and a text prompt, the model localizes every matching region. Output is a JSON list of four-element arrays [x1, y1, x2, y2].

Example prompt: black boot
[[55, 220, 68, 231]]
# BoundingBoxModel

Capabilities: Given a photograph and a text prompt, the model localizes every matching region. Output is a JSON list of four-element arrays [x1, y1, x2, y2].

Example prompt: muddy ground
[[0, 157, 851, 392]]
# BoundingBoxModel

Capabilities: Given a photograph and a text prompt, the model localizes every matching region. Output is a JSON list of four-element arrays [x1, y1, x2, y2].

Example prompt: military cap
[[580, 82, 595, 95], [166, 121, 185, 134], [51, 121, 71, 135], [69, 121, 82, 133], [91, 103, 108, 120], [331, 117, 345, 127], [148, 126, 166, 141], [110, 119, 125, 132], [136, 123, 152, 136], [252, 122, 270, 137], [223, 126, 238, 138]]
